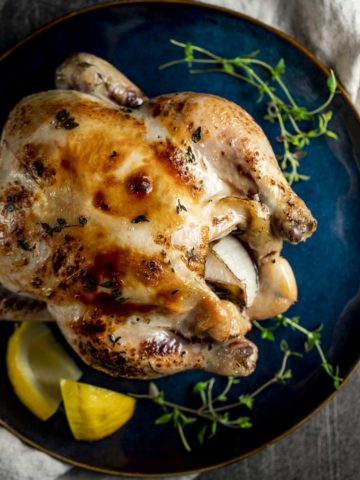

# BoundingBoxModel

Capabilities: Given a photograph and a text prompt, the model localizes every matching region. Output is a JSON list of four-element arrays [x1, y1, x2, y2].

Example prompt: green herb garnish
[[192, 126, 202, 143], [111, 288, 127, 303], [17, 239, 31, 251], [131, 214, 150, 224], [131, 315, 342, 451], [185, 146, 196, 164], [176, 199, 187, 214], [161, 40, 338, 183], [186, 247, 198, 263], [109, 334, 121, 346], [254, 314, 343, 389], [131, 341, 299, 452], [78, 216, 88, 225], [127, 41, 342, 453], [4, 203, 16, 212], [40, 216, 87, 236], [53, 109, 79, 130], [99, 280, 114, 289]]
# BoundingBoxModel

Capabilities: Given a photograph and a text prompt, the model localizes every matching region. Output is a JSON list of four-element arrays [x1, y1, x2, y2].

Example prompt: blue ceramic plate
[[0, 1, 359, 476]]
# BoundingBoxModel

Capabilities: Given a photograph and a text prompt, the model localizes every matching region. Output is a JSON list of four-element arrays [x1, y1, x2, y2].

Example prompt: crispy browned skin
[[0, 53, 317, 378]]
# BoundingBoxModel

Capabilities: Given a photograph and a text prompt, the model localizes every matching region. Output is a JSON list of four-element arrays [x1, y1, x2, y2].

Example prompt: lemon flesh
[[6, 322, 82, 420], [60, 379, 136, 441]]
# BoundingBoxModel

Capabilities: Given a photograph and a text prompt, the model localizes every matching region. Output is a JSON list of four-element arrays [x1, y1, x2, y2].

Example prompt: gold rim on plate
[[0, 0, 359, 477]]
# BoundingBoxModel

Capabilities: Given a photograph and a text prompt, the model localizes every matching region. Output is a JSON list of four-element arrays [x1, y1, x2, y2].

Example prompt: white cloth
[[202, 0, 360, 108], [1, 1, 359, 479], [0, 429, 68, 480]]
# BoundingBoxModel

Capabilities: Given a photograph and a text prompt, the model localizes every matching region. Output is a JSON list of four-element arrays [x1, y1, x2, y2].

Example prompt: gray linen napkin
[[0, 0, 359, 479], [203, 0, 360, 108]]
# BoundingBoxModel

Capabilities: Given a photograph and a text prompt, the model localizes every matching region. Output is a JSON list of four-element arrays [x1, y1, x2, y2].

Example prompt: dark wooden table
[[0, 1, 358, 479]]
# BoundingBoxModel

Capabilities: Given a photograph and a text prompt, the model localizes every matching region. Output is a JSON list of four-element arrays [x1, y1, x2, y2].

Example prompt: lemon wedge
[[6, 322, 82, 420], [60, 379, 136, 441]]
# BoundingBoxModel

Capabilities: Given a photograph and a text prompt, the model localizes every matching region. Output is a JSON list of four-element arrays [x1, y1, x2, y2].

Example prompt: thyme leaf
[[186, 247, 198, 263], [176, 199, 187, 214], [108, 334, 121, 346], [53, 109, 79, 130], [130, 342, 298, 451], [17, 239, 31, 251], [99, 280, 114, 289], [4, 203, 16, 212], [111, 288, 127, 303], [192, 126, 202, 143], [130, 314, 342, 452], [254, 315, 343, 389], [78, 216, 88, 225], [39, 216, 88, 236], [185, 146, 196, 164], [131, 214, 149, 224]]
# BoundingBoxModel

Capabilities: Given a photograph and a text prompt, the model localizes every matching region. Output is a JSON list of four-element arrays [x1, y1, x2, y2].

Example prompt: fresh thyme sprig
[[131, 315, 342, 451], [130, 342, 300, 452], [160, 39, 338, 183], [254, 314, 343, 389]]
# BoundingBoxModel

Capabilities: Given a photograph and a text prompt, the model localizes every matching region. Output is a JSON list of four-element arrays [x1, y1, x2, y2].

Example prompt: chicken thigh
[[0, 53, 316, 378]]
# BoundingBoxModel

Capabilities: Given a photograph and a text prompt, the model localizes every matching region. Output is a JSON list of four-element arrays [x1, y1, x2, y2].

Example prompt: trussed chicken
[[0, 53, 316, 378]]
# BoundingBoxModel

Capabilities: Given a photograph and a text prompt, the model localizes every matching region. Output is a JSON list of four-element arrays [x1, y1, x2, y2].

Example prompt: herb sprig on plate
[[131, 315, 342, 452], [160, 40, 338, 183], [129, 42, 342, 452], [254, 314, 343, 389]]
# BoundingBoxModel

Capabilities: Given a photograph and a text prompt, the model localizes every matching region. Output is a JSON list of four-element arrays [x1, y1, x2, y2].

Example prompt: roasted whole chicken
[[0, 53, 317, 378]]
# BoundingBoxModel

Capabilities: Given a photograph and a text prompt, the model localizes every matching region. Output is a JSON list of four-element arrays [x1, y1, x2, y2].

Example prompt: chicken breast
[[0, 53, 316, 378]]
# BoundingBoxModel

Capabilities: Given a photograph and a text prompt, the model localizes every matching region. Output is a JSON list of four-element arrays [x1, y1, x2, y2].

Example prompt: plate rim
[[0, 0, 359, 477]]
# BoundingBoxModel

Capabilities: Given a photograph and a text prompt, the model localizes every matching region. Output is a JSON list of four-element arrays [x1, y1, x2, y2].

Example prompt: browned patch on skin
[[76, 332, 192, 377], [236, 164, 255, 182], [21, 143, 56, 182], [32, 159, 45, 177], [6, 104, 32, 136], [64, 233, 75, 243], [154, 233, 170, 247], [155, 288, 180, 307], [61, 158, 76, 175], [139, 260, 163, 283], [152, 103, 162, 118], [76, 249, 173, 313], [152, 139, 196, 187], [81, 250, 169, 295], [103, 175, 118, 188], [52, 249, 65, 273], [77, 340, 145, 377], [93, 190, 110, 211], [175, 101, 186, 113], [8, 222, 24, 241], [82, 251, 125, 288], [126, 173, 152, 197], [85, 293, 155, 317], [3, 185, 32, 208], [0, 286, 46, 314], [23, 143, 39, 161], [182, 226, 209, 276], [140, 336, 183, 357], [212, 216, 227, 226], [31, 277, 43, 288], [72, 317, 107, 336], [225, 340, 254, 359]]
